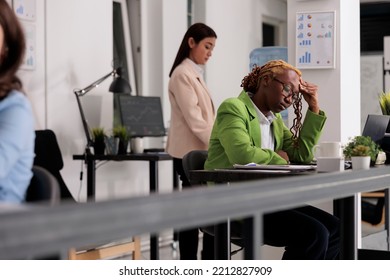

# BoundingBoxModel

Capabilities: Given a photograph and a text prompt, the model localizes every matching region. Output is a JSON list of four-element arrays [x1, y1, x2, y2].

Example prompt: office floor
[[113, 231, 245, 260], [113, 221, 387, 261], [115, 231, 284, 260], [361, 221, 387, 251]]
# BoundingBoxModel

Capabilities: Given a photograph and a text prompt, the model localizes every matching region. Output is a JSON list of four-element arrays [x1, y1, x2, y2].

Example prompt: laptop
[[362, 114, 390, 151]]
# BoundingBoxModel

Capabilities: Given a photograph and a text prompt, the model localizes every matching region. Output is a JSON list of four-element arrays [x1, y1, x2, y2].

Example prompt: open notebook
[[233, 163, 316, 171]]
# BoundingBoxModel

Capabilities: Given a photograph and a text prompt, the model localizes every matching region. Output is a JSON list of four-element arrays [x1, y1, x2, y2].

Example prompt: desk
[[190, 168, 312, 182], [73, 152, 174, 260], [190, 168, 376, 260]]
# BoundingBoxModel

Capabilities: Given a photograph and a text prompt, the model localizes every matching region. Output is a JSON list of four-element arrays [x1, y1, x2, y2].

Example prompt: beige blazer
[[166, 58, 215, 158]]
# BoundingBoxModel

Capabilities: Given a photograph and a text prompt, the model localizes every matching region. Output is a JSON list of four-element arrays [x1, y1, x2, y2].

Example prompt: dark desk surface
[[190, 168, 315, 183], [73, 152, 172, 161]]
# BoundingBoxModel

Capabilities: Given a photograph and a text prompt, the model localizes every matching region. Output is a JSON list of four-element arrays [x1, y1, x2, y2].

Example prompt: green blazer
[[205, 91, 327, 170]]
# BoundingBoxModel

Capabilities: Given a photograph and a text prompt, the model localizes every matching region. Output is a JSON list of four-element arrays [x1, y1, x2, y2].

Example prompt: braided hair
[[240, 60, 303, 146]]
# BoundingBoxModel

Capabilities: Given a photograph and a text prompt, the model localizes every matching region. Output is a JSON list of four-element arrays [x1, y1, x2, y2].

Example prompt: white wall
[[361, 55, 383, 129], [204, 0, 287, 109], [17, 0, 46, 129], [287, 0, 361, 144], [162, 0, 187, 129]]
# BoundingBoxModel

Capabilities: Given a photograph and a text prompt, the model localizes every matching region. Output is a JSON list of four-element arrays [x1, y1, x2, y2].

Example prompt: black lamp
[[74, 67, 131, 153]]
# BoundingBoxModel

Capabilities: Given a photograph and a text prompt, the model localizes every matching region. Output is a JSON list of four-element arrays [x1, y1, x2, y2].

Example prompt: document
[[233, 163, 317, 171]]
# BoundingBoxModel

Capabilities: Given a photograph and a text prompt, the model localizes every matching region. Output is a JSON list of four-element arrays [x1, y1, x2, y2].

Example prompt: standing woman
[[166, 23, 217, 259], [0, 0, 35, 203]]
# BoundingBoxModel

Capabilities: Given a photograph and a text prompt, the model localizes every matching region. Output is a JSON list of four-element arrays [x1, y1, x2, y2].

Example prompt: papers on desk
[[233, 163, 317, 171]]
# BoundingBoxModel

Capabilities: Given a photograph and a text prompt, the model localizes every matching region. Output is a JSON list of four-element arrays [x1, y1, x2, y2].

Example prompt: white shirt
[[187, 59, 204, 77], [248, 93, 276, 150]]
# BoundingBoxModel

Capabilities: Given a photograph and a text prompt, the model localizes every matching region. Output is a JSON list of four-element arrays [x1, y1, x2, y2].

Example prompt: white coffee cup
[[314, 141, 342, 158], [131, 137, 144, 154], [317, 157, 345, 173]]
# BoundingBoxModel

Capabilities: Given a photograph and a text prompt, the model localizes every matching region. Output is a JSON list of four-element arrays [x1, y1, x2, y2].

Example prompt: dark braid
[[241, 60, 303, 145], [290, 94, 303, 147]]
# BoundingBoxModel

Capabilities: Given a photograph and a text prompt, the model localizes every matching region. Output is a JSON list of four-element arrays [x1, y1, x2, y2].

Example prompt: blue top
[[0, 90, 35, 203]]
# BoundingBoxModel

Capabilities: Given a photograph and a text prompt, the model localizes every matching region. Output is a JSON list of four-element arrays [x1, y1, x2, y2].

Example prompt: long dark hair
[[0, 0, 26, 98], [169, 22, 217, 77]]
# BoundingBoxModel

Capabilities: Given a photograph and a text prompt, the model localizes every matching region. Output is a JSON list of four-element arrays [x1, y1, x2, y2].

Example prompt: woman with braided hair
[[204, 60, 340, 259]]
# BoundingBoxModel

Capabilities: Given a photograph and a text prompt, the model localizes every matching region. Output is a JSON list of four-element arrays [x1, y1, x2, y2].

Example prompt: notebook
[[233, 163, 316, 171]]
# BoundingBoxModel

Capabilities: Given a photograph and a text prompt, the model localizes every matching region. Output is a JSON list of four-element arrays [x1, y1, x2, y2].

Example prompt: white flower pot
[[351, 156, 371, 170]]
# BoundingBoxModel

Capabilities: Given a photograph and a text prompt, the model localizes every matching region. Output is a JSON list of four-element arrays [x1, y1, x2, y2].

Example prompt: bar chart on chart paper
[[299, 51, 311, 64], [296, 11, 335, 69]]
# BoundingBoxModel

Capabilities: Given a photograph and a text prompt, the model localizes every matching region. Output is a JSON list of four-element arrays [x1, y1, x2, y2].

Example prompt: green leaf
[[343, 135, 381, 161], [378, 91, 390, 115]]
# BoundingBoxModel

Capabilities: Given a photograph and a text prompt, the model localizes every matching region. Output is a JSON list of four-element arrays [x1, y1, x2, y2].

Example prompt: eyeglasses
[[273, 78, 299, 101]]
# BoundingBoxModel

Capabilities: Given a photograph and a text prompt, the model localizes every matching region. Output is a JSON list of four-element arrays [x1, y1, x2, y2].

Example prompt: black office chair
[[182, 150, 209, 186], [26, 165, 61, 205], [34, 130, 75, 201], [182, 150, 244, 259], [361, 191, 385, 225]]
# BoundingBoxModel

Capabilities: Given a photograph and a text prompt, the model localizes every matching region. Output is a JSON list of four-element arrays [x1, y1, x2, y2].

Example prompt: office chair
[[182, 150, 244, 259], [26, 165, 61, 205], [33, 129, 141, 260], [34, 130, 75, 201], [361, 191, 385, 225]]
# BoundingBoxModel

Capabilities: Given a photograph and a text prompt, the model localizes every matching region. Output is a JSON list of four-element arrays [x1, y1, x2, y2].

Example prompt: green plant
[[91, 127, 106, 142], [343, 135, 380, 161], [112, 125, 128, 141], [91, 127, 106, 155], [379, 91, 390, 115], [350, 145, 370, 156], [112, 125, 129, 154]]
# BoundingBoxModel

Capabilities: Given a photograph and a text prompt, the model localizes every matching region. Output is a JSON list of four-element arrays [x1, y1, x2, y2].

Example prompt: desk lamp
[[74, 67, 131, 153]]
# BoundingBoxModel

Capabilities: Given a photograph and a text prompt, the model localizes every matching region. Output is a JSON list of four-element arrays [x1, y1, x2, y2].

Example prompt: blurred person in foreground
[[0, 0, 35, 203]]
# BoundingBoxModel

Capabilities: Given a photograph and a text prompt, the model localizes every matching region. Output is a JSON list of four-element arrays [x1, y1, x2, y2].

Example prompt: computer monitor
[[362, 114, 390, 151], [118, 95, 166, 138]]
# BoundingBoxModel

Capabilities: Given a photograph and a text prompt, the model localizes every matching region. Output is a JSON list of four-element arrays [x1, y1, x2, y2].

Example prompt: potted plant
[[343, 135, 380, 170], [379, 91, 390, 115], [112, 125, 129, 154], [91, 127, 106, 155]]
